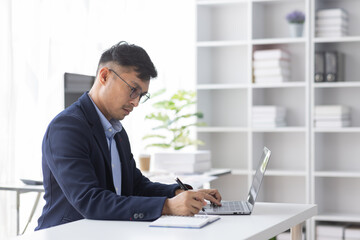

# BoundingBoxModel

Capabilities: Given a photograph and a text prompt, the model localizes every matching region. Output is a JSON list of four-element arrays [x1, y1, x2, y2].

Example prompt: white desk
[[0, 184, 44, 235], [16, 202, 317, 240], [1, 169, 230, 236]]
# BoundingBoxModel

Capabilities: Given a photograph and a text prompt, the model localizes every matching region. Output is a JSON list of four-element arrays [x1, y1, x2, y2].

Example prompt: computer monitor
[[64, 72, 95, 108]]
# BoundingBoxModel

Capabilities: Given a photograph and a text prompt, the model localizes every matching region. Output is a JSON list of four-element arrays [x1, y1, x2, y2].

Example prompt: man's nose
[[129, 96, 140, 107]]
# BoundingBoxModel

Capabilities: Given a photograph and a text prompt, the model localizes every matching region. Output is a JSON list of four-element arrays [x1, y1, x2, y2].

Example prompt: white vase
[[289, 23, 304, 37]]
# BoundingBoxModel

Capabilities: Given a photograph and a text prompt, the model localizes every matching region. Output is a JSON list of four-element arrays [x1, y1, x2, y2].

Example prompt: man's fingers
[[199, 189, 222, 206]]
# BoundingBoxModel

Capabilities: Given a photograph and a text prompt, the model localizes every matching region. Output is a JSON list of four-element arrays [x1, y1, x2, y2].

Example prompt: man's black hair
[[97, 41, 157, 81]]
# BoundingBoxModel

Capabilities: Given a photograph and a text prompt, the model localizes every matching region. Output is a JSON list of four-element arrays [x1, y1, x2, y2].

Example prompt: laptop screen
[[247, 147, 271, 208]]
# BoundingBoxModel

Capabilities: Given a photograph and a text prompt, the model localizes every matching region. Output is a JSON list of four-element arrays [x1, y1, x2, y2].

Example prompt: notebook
[[149, 215, 220, 229], [202, 146, 271, 215]]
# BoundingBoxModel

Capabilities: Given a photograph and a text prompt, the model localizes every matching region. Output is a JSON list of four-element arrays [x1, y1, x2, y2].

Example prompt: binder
[[325, 51, 344, 82], [314, 52, 325, 82]]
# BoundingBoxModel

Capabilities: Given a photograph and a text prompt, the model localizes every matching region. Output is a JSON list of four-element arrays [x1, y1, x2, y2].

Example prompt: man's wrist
[[162, 199, 170, 215], [175, 189, 184, 195]]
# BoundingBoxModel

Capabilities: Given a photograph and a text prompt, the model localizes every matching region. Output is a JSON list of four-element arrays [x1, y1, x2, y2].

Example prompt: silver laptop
[[203, 146, 271, 215]]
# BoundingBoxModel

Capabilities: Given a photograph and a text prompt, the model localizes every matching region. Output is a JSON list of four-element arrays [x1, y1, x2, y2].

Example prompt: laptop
[[202, 146, 271, 215]]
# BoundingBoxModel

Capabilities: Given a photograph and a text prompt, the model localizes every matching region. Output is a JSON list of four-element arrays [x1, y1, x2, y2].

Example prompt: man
[[36, 41, 222, 230]]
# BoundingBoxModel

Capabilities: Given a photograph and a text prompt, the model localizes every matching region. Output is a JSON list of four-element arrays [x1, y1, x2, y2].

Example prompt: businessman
[[36, 41, 222, 230]]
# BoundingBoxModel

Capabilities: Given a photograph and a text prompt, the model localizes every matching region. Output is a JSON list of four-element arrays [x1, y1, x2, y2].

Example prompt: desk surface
[[0, 184, 44, 192], [16, 202, 317, 240]]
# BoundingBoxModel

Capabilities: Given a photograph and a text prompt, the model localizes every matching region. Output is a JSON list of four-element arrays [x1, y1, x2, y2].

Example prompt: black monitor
[[64, 73, 95, 108]]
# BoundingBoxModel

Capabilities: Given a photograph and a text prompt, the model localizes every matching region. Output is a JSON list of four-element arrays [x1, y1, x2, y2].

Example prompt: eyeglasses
[[109, 68, 150, 103]]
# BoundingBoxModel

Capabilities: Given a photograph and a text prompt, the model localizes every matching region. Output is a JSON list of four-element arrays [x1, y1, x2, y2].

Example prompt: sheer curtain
[[0, 0, 195, 238]]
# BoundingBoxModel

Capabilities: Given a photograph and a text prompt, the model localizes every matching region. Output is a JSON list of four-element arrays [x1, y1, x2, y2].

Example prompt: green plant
[[142, 89, 205, 150]]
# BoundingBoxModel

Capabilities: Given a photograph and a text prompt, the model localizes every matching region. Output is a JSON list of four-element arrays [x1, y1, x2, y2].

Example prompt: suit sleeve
[[44, 114, 174, 221]]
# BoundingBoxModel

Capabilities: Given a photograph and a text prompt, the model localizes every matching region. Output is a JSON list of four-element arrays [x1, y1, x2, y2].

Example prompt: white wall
[[0, 0, 195, 238]]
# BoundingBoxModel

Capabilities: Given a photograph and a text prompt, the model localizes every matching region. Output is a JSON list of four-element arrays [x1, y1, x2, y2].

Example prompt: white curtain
[[0, 0, 195, 238]]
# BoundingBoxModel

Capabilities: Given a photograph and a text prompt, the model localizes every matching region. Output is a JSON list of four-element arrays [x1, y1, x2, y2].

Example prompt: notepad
[[149, 215, 220, 229]]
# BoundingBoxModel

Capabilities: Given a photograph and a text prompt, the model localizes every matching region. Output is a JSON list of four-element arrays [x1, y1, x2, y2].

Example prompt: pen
[[175, 177, 206, 214], [175, 177, 188, 191]]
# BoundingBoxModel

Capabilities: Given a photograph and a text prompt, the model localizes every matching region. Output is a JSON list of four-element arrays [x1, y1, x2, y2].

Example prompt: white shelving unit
[[310, 0, 360, 239], [196, 0, 360, 239]]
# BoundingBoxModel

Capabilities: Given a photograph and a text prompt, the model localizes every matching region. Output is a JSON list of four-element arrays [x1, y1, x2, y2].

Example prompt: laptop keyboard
[[211, 201, 249, 212]]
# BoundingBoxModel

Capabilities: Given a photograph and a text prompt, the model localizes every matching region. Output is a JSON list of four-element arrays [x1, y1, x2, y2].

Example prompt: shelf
[[314, 82, 360, 88], [231, 169, 250, 175], [252, 82, 306, 88], [197, 0, 248, 6], [197, 84, 248, 90], [197, 127, 248, 132], [252, 37, 306, 45], [252, 127, 306, 133], [314, 128, 360, 133], [314, 36, 360, 44], [314, 213, 360, 223], [314, 171, 360, 178], [265, 170, 307, 177], [251, 0, 303, 2], [197, 40, 248, 47]]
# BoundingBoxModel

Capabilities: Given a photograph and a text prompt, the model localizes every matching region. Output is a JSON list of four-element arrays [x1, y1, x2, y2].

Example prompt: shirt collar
[[88, 93, 122, 138]]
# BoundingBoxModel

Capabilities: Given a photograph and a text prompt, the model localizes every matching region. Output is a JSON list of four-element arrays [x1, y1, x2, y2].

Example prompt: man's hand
[[162, 189, 222, 216], [198, 189, 222, 206], [162, 191, 207, 216]]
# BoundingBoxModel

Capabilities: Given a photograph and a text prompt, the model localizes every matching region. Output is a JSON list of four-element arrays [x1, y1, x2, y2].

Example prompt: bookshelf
[[195, 0, 360, 239]]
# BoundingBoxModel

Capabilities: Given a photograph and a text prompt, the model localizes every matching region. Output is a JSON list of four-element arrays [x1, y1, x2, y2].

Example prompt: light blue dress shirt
[[88, 94, 123, 195]]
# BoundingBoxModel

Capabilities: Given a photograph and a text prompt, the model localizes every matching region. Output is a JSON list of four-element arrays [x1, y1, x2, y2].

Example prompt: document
[[149, 215, 220, 229]]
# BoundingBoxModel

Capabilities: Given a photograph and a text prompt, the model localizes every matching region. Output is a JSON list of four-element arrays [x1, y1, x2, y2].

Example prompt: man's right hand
[[162, 191, 207, 216]]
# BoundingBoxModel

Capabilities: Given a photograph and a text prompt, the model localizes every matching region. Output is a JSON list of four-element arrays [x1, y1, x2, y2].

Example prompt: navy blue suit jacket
[[36, 93, 178, 230]]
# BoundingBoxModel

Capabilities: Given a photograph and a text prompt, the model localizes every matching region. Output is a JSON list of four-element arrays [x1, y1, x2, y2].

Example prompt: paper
[[149, 214, 220, 229]]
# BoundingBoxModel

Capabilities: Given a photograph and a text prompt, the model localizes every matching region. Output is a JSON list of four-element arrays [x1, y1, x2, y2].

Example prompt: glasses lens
[[130, 88, 141, 99], [141, 93, 150, 103]]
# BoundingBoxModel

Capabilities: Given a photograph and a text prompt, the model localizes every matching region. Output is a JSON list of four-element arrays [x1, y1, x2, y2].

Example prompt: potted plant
[[142, 89, 211, 173], [286, 10, 305, 37]]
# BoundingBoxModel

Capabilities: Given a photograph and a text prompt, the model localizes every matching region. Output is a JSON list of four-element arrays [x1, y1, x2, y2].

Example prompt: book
[[316, 8, 348, 19], [315, 120, 350, 127], [149, 215, 220, 229], [315, 105, 350, 115], [253, 59, 290, 69], [254, 67, 291, 77], [314, 115, 349, 121], [255, 76, 290, 83], [253, 49, 290, 60], [316, 17, 348, 27], [316, 32, 348, 38], [345, 225, 360, 239], [253, 106, 286, 115], [315, 52, 325, 82], [253, 122, 286, 128], [316, 26, 348, 33], [316, 224, 345, 238]]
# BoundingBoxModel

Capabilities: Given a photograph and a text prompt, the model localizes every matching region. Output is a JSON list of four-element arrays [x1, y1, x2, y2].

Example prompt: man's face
[[98, 66, 150, 121]]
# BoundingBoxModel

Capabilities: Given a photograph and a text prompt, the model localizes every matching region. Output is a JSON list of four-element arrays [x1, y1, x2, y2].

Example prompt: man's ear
[[98, 67, 110, 86]]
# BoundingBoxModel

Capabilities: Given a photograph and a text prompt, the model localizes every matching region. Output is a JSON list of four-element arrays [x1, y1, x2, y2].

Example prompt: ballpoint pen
[[175, 177, 206, 214]]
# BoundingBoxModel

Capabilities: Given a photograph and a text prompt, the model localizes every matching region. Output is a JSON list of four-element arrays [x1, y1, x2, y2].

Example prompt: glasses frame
[[109, 68, 150, 103]]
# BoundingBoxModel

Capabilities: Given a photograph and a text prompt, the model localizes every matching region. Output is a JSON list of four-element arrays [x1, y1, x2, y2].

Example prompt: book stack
[[316, 8, 349, 38], [345, 225, 360, 240], [316, 223, 345, 240], [153, 151, 211, 174], [253, 49, 291, 84], [314, 105, 350, 128], [252, 106, 286, 128]]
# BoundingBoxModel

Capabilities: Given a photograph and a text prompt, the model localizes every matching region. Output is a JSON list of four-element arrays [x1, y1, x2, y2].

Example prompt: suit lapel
[[78, 93, 112, 171]]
